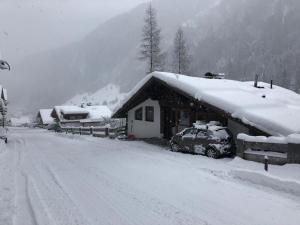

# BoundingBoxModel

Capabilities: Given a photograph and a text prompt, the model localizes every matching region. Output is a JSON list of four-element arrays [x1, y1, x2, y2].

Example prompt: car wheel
[[206, 147, 219, 159], [171, 143, 181, 152]]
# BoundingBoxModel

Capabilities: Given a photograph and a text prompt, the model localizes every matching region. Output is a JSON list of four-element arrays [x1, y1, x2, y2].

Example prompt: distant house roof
[[84, 105, 112, 120], [60, 107, 89, 115], [51, 106, 89, 121], [38, 109, 55, 125], [51, 105, 112, 122], [113, 72, 300, 136]]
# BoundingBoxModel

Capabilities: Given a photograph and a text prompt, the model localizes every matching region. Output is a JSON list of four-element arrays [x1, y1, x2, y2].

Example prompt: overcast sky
[[0, 0, 146, 62]]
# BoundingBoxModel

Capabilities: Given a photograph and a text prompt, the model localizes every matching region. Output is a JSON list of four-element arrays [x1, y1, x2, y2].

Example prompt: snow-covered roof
[[53, 105, 111, 122], [85, 105, 112, 120], [53, 106, 89, 119], [39, 109, 55, 125], [114, 72, 300, 136]]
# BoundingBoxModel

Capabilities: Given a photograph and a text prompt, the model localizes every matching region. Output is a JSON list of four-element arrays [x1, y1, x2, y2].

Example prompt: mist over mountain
[[4, 0, 300, 114]]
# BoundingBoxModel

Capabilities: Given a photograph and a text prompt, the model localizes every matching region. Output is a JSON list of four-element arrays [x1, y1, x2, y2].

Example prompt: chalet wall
[[127, 99, 161, 138], [228, 118, 250, 143]]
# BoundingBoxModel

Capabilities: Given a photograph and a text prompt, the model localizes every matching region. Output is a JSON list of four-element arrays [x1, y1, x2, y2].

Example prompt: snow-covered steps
[[244, 149, 287, 165]]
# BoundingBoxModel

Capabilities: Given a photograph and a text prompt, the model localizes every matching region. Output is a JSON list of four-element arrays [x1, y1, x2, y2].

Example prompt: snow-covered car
[[170, 122, 233, 158]]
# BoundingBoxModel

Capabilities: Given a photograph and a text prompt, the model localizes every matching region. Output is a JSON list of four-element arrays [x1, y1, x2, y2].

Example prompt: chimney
[[254, 74, 259, 88], [270, 80, 273, 89]]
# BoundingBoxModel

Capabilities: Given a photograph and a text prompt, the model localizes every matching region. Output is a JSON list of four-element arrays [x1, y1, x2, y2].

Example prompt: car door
[[193, 129, 209, 154], [181, 128, 197, 153]]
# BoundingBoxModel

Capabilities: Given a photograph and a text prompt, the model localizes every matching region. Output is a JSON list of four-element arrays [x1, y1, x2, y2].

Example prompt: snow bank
[[231, 169, 300, 196], [229, 157, 300, 181], [237, 133, 287, 144], [238, 133, 300, 144], [286, 134, 300, 144], [0, 141, 6, 153], [11, 116, 31, 126], [114, 72, 300, 136]]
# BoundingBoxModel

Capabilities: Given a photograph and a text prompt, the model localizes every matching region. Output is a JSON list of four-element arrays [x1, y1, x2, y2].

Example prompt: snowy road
[[0, 128, 300, 225]]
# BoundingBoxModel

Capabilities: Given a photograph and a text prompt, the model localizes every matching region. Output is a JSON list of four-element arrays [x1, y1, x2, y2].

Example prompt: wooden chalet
[[36, 109, 55, 127], [112, 72, 300, 141]]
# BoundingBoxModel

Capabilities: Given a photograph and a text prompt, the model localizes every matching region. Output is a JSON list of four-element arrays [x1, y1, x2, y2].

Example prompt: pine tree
[[140, 3, 164, 74], [172, 27, 191, 75]]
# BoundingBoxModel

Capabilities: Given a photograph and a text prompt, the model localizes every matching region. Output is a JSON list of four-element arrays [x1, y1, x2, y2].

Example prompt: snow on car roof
[[114, 72, 300, 136]]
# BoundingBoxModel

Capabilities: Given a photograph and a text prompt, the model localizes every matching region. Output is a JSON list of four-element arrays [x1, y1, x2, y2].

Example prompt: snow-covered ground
[[0, 128, 299, 225]]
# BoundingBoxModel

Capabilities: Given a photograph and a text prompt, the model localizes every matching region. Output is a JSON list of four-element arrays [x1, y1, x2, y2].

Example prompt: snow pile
[[38, 109, 54, 125], [237, 133, 287, 144], [0, 141, 6, 153], [231, 169, 300, 196], [10, 116, 31, 126], [229, 157, 300, 196], [115, 72, 300, 136], [286, 134, 300, 144], [65, 84, 127, 111], [238, 133, 300, 144]]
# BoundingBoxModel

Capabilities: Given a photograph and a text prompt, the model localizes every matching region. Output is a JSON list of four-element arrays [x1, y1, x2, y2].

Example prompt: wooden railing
[[61, 126, 126, 139]]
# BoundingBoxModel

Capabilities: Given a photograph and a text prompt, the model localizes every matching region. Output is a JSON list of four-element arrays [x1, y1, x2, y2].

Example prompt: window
[[196, 130, 208, 139], [145, 106, 154, 122], [182, 128, 197, 136], [135, 107, 143, 121]]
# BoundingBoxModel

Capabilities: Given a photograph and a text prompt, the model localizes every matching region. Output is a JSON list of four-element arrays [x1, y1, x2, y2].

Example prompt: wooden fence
[[61, 126, 126, 139], [236, 134, 300, 165]]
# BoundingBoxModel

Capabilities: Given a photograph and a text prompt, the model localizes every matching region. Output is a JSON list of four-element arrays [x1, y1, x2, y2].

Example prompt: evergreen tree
[[140, 3, 164, 74], [172, 27, 191, 75]]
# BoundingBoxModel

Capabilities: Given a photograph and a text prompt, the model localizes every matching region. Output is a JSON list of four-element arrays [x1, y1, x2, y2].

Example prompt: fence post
[[71, 128, 74, 135], [79, 127, 82, 135], [264, 156, 269, 172], [90, 127, 93, 136], [105, 128, 109, 137]]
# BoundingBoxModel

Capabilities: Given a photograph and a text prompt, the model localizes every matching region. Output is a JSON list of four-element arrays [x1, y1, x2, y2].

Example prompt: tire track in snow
[[0, 150, 15, 225], [22, 142, 91, 225], [21, 173, 39, 225], [55, 150, 209, 225]]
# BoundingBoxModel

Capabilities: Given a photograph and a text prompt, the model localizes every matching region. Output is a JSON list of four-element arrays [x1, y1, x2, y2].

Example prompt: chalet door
[[163, 108, 173, 139]]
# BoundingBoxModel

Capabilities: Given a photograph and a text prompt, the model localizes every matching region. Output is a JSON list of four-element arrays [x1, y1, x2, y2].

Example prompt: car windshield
[[181, 128, 197, 136]]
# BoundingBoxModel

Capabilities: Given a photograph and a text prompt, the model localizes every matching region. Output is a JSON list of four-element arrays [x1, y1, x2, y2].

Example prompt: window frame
[[134, 107, 143, 121], [145, 106, 154, 122]]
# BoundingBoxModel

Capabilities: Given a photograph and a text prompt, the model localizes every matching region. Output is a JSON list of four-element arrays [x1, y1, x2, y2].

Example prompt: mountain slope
[[4, 0, 300, 114]]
